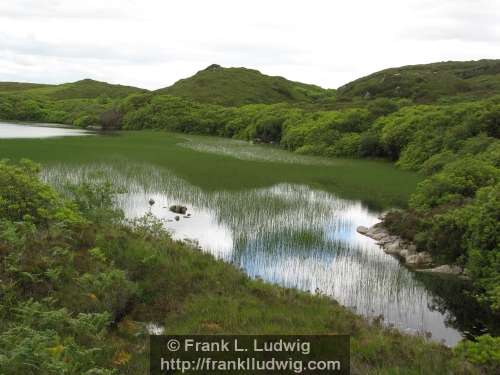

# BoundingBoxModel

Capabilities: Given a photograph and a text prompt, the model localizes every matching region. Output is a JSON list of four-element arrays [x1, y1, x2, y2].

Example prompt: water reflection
[[0, 122, 91, 139], [43, 162, 467, 346]]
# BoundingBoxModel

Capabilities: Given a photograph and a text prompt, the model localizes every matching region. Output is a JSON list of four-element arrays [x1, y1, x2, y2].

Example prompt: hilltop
[[0, 79, 147, 100], [0, 82, 54, 92], [2, 60, 500, 105], [156, 64, 331, 106], [337, 59, 500, 103]]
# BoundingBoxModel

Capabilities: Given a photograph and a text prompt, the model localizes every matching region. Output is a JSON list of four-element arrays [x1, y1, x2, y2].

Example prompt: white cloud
[[0, 0, 499, 90]]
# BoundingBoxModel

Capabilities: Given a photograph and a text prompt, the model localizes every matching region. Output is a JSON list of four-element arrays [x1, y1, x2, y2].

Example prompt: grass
[[0, 134, 485, 374], [0, 82, 54, 92], [156, 64, 329, 106], [0, 79, 146, 100], [337, 59, 500, 102], [0, 130, 421, 209], [1, 201, 476, 374]]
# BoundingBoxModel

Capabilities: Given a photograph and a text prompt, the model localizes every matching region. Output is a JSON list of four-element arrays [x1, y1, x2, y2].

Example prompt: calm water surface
[[0, 122, 90, 138], [3, 123, 493, 347], [43, 162, 473, 346]]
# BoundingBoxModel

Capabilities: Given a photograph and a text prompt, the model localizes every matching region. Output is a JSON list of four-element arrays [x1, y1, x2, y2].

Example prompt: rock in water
[[169, 205, 187, 214], [174, 216, 180, 221], [356, 226, 369, 234], [406, 252, 432, 266], [417, 265, 463, 275]]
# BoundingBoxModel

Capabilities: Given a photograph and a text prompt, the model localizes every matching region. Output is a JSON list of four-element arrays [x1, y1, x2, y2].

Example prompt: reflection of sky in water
[[42, 162, 463, 346], [0, 122, 91, 139]]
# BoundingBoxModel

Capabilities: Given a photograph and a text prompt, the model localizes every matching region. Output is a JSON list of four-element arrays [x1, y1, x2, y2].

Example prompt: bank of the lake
[[0, 159, 490, 374], [0, 121, 92, 139], [1, 123, 498, 348]]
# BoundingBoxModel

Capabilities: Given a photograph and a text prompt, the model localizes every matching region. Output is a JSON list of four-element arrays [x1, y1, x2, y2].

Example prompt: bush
[[0, 160, 83, 225], [455, 335, 500, 374], [410, 157, 499, 211], [326, 133, 361, 157], [100, 109, 123, 130]]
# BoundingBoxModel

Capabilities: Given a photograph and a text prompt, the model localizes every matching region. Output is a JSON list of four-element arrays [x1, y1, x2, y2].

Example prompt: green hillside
[[0, 82, 54, 93], [156, 64, 331, 106], [337, 59, 500, 103], [0, 79, 146, 100], [1, 59, 500, 372], [30, 79, 147, 100], [0, 79, 147, 127]]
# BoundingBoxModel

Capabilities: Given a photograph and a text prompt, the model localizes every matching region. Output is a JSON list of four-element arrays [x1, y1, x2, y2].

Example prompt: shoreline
[[357, 218, 467, 277]]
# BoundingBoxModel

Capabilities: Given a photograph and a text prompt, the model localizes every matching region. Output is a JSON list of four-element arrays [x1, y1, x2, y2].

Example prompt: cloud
[[0, 33, 175, 63], [0, 0, 499, 89], [400, 0, 500, 42], [0, 0, 131, 19]]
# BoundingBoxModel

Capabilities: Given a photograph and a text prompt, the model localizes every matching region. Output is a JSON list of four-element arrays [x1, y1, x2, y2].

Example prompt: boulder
[[174, 215, 180, 221], [370, 230, 389, 241], [420, 252, 433, 263], [356, 226, 369, 235], [377, 212, 388, 221], [406, 252, 432, 266], [170, 205, 187, 214], [407, 244, 417, 255], [384, 241, 401, 255], [405, 254, 419, 265], [378, 235, 398, 245], [417, 265, 463, 275]]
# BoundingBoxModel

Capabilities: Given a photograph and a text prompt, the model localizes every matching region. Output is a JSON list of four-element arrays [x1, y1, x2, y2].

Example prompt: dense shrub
[[0, 160, 82, 225]]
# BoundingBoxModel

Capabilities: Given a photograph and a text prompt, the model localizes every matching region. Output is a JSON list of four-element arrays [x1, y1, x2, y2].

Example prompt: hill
[[0, 79, 148, 127], [0, 79, 147, 100], [156, 64, 330, 106], [44, 79, 148, 100], [0, 82, 54, 93], [337, 59, 500, 103]]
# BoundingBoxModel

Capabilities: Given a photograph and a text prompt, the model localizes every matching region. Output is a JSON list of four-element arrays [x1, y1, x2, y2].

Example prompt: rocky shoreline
[[357, 221, 466, 276]]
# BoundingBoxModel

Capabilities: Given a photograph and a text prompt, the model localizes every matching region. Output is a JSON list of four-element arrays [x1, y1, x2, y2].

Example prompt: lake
[[1, 122, 496, 346], [0, 121, 91, 139]]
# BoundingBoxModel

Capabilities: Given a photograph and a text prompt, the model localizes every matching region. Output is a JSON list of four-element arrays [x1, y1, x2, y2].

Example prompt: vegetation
[[156, 64, 333, 106], [0, 160, 492, 374], [0, 60, 499, 316], [0, 131, 419, 209], [336, 59, 500, 103], [0, 60, 500, 308], [0, 79, 145, 128]]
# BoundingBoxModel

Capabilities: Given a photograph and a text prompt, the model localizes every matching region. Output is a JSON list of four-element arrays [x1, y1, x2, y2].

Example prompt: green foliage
[[455, 335, 500, 374], [1, 60, 499, 315], [0, 79, 145, 128], [0, 82, 53, 93], [0, 160, 83, 225], [29, 79, 145, 101], [77, 270, 137, 317], [464, 185, 500, 310], [337, 59, 500, 102], [327, 133, 362, 157], [0, 160, 484, 374], [410, 157, 499, 211], [67, 180, 123, 224], [156, 64, 329, 106]]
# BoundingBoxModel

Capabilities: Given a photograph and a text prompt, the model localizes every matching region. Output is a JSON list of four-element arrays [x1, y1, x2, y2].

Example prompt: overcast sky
[[1, 0, 499, 90]]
